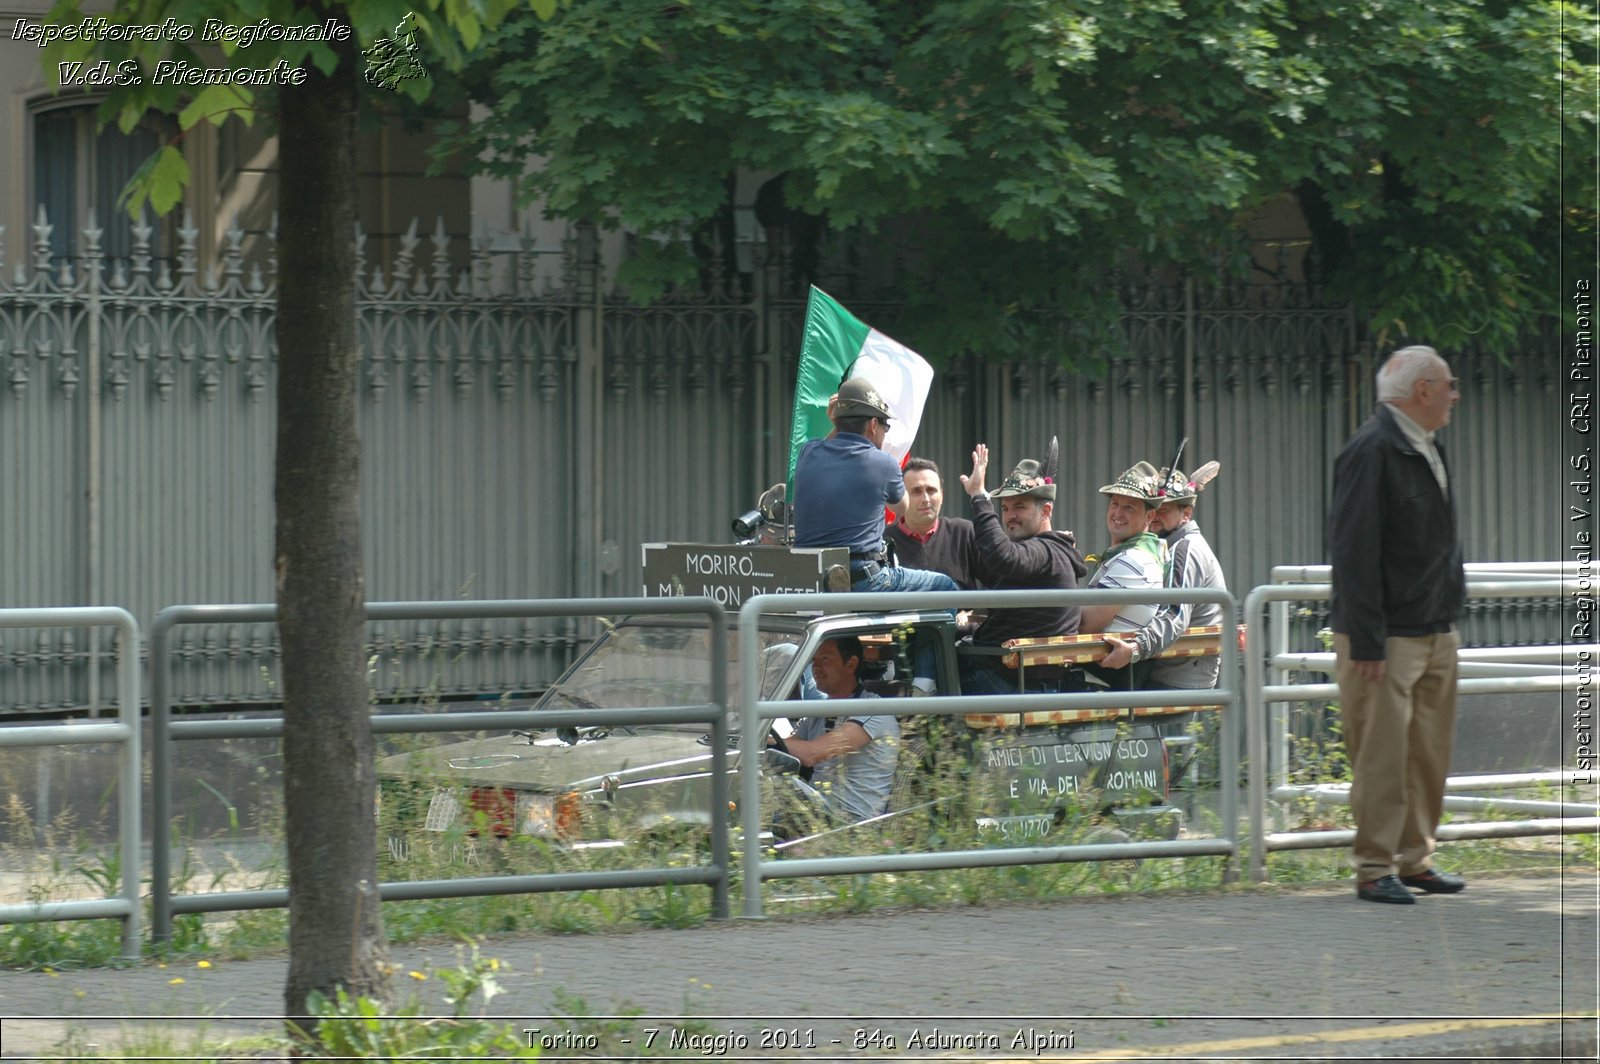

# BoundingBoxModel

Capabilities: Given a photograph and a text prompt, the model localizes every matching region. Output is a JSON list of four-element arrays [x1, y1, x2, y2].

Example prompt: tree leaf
[[178, 85, 255, 130]]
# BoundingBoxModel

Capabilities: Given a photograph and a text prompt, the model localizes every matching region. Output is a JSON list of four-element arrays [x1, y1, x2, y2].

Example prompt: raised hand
[[961, 443, 990, 496]]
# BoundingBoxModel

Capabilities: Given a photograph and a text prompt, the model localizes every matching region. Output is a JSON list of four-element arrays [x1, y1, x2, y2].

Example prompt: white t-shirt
[[1090, 542, 1165, 631]]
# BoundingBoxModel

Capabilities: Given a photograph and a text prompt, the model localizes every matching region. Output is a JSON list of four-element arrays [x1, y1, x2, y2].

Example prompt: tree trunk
[[275, 24, 391, 1023]]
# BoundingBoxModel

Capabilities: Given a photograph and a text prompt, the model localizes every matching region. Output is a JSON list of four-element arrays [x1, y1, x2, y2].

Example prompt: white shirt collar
[[1385, 402, 1434, 448], [1384, 401, 1449, 495]]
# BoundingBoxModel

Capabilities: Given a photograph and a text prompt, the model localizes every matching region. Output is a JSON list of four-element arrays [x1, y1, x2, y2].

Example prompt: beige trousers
[[1333, 629, 1460, 882]]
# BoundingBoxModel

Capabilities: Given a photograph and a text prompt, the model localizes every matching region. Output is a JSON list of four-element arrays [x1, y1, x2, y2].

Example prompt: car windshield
[[539, 621, 805, 731]]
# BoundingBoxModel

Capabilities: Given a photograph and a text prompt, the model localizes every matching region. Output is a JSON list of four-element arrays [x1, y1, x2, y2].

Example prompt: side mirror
[[763, 747, 802, 775]]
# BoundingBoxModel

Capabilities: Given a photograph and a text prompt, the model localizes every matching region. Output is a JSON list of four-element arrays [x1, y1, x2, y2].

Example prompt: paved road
[[1, 871, 1596, 1062]]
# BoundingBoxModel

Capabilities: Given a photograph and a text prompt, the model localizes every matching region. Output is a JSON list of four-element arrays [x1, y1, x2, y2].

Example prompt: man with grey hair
[[1329, 344, 1466, 905]]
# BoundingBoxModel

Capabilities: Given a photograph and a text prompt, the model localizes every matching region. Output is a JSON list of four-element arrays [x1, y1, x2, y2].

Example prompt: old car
[[376, 594, 1225, 853]]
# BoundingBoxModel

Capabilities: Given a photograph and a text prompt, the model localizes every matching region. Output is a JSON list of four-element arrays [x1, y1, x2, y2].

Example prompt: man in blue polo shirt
[[792, 377, 959, 597]]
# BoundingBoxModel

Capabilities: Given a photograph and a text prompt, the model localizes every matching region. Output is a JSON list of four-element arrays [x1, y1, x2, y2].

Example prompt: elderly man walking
[[1329, 344, 1467, 905]]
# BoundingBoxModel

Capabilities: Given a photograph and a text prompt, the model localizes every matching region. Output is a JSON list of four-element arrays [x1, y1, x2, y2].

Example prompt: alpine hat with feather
[[994, 437, 1060, 500], [1155, 461, 1221, 505], [1098, 461, 1164, 503]]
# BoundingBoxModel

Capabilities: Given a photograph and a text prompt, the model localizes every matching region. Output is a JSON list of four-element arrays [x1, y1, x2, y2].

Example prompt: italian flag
[[785, 286, 935, 497]]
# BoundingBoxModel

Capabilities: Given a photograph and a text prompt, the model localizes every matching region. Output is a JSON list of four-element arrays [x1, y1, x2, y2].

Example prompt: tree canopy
[[452, 0, 1596, 359]]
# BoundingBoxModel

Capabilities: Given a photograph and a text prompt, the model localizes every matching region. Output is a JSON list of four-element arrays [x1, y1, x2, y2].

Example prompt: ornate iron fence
[[0, 209, 1566, 713]]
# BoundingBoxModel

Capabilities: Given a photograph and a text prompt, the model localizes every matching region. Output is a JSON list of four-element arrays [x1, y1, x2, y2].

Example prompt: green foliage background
[[450, 0, 1596, 360]]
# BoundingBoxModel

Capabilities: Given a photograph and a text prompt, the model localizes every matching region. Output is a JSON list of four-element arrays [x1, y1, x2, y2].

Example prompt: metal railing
[[735, 586, 1241, 919], [148, 598, 728, 943], [5, 571, 1591, 950], [1264, 562, 1584, 783], [1244, 574, 1594, 883], [0, 607, 141, 959]]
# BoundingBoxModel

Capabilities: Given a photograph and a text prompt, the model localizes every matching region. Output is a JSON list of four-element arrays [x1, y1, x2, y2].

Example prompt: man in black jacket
[[958, 441, 1088, 694], [1329, 344, 1467, 905]]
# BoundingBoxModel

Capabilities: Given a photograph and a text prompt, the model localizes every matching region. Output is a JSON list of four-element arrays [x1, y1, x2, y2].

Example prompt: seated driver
[[779, 636, 899, 822]]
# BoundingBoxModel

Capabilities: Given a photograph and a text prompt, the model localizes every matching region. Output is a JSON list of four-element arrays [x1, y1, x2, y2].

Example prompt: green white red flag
[[785, 286, 934, 497]]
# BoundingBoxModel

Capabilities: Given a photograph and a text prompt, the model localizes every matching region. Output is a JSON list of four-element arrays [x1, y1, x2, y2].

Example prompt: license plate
[[975, 814, 1056, 839]]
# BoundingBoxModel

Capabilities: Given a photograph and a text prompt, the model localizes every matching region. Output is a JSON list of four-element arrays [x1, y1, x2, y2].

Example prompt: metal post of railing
[[738, 610, 765, 919], [1245, 584, 1272, 883], [113, 611, 140, 959], [707, 606, 730, 921], [0, 608, 140, 959], [1218, 589, 1241, 883]]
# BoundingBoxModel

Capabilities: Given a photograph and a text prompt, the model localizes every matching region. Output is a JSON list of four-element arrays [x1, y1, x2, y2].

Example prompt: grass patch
[[3, 717, 1593, 974]]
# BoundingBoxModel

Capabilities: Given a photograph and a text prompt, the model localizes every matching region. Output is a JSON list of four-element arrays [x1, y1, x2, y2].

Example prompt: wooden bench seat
[[999, 625, 1226, 669], [961, 626, 1231, 730]]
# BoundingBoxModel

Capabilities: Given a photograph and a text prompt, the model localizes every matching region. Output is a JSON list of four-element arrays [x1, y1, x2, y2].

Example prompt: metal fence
[[734, 586, 1242, 919], [0, 210, 1568, 713], [1243, 570, 1595, 883], [0, 581, 1591, 951], [147, 596, 731, 944], [0, 607, 141, 958]]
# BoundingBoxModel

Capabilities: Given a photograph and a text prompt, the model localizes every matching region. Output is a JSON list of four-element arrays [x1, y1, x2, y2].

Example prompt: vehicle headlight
[[515, 790, 581, 838]]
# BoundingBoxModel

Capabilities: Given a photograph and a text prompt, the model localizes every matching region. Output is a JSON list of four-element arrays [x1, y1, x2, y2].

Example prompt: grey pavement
[[1, 870, 1597, 1062]]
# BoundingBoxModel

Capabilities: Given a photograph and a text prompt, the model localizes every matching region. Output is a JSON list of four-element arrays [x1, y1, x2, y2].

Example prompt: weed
[[634, 882, 706, 929], [319, 991, 535, 1060]]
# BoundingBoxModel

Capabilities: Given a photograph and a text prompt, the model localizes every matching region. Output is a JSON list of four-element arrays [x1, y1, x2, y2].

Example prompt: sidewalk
[[2, 870, 1596, 1062]]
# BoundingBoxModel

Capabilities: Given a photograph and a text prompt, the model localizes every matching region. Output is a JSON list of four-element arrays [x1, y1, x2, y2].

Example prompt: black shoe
[[1357, 875, 1416, 905], [1399, 868, 1466, 894]]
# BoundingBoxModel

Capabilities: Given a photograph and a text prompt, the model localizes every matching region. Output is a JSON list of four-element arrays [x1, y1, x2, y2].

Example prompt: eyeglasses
[[1425, 376, 1461, 391]]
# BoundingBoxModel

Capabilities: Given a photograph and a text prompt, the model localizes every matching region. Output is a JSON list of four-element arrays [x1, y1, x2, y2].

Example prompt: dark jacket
[[1328, 404, 1467, 661], [969, 496, 1090, 647], [886, 516, 981, 589]]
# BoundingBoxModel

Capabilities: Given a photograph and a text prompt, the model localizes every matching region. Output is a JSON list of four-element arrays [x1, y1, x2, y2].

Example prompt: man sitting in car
[[781, 636, 900, 822], [957, 440, 1089, 693], [1079, 461, 1170, 688]]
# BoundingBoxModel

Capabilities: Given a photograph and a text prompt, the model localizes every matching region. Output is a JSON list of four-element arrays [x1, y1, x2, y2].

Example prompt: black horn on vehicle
[[732, 509, 768, 539]]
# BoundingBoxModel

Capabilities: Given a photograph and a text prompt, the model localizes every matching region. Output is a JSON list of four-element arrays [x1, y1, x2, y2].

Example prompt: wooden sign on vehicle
[[640, 543, 847, 607], [971, 721, 1170, 820]]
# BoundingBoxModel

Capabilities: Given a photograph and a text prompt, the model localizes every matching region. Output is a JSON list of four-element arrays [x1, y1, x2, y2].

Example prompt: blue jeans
[[959, 664, 1020, 696], [959, 661, 1067, 695], [852, 565, 959, 595], [851, 565, 956, 689]]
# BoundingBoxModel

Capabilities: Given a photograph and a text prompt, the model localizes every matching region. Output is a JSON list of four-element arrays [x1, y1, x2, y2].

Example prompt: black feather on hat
[[994, 436, 1059, 500], [1157, 460, 1221, 504]]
